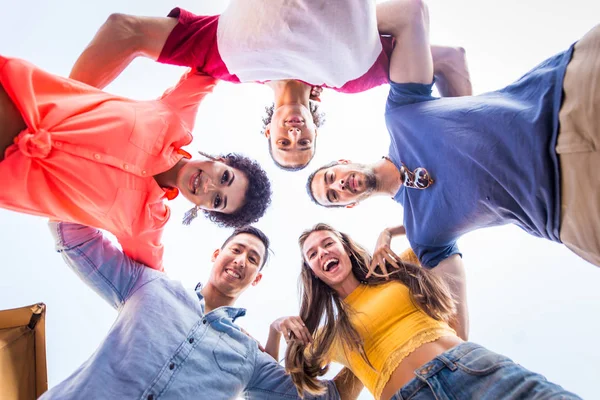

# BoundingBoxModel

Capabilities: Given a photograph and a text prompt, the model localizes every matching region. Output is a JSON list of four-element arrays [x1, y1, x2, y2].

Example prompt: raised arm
[[431, 45, 472, 97], [69, 14, 177, 88], [377, 0, 433, 84], [49, 221, 158, 310], [265, 316, 313, 361], [431, 254, 469, 340]]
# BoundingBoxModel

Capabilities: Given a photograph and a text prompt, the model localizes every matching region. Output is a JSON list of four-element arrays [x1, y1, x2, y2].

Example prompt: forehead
[[311, 168, 330, 205], [302, 230, 337, 253], [226, 233, 266, 258], [225, 169, 249, 213]]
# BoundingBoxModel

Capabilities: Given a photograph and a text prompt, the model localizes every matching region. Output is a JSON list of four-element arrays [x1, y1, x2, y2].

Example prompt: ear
[[251, 272, 263, 286], [264, 125, 271, 139], [211, 248, 220, 262], [345, 202, 358, 209], [338, 159, 350, 164]]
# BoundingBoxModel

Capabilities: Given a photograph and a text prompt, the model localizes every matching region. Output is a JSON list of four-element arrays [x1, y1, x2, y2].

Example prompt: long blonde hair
[[285, 223, 456, 397]]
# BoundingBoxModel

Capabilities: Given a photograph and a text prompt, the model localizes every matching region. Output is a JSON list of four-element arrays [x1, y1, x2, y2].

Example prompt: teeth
[[323, 259, 338, 272], [194, 173, 201, 194], [225, 269, 241, 279]]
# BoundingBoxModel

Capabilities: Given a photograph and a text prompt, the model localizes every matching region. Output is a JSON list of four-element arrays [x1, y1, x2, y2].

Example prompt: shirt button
[[202, 319, 207, 324], [141, 170, 147, 175], [94, 153, 101, 160], [123, 164, 129, 170], [147, 395, 154, 400], [188, 338, 194, 344], [169, 363, 175, 370], [54, 142, 62, 147]]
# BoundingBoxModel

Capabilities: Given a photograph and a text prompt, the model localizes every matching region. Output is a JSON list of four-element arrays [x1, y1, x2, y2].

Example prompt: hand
[[367, 229, 404, 279], [309, 86, 323, 102], [240, 327, 266, 352], [271, 316, 312, 345]]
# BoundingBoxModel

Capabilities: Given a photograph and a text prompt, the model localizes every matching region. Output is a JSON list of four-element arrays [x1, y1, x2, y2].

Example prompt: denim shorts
[[391, 342, 582, 400]]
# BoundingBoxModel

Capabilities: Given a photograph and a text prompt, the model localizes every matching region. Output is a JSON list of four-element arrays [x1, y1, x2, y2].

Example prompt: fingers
[[281, 317, 312, 345], [367, 246, 405, 279]]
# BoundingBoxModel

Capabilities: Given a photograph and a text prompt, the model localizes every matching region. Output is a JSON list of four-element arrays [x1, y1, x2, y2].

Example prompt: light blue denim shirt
[[43, 222, 340, 400]]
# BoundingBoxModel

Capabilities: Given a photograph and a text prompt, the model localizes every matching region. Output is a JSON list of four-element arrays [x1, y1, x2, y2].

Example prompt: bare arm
[[69, 13, 177, 88], [265, 316, 312, 361], [377, 0, 433, 84], [333, 368, 364, 400], [431, 254, 469, 340], [431, 45, 472, 97]]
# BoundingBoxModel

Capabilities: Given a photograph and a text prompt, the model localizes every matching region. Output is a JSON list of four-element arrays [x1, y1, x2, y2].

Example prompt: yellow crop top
[[328, 282, 456, 400]]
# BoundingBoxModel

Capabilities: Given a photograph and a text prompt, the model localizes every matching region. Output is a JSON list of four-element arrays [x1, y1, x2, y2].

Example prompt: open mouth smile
[[225, 268, 242, 280], [323, 258, 340, 273]]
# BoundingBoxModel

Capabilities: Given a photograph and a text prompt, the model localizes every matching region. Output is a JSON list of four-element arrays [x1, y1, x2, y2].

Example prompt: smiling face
[[301, 230, 355, 291], [266, 104, 317, 168], [209, 233, 266, 297], [176, 159, 249, 214], [310, 161, 377, 207]]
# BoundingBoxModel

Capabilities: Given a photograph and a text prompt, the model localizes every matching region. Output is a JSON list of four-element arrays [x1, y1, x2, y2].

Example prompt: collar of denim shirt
[[194, 281, 248, 323]]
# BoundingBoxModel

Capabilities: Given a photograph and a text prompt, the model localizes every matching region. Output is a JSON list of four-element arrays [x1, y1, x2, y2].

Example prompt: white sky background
[[1, 1, 599, 399]]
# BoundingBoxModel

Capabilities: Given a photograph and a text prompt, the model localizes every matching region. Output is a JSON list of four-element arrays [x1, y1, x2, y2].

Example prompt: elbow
[[103, 13, 146, 54], [383, 0, 430, 38]]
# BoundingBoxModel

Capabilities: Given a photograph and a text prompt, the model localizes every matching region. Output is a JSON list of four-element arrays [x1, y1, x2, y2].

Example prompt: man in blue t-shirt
[[306, 1, 599, 340]]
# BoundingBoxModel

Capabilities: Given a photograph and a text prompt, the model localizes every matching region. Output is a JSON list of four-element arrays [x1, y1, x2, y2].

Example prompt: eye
[[231, 247, 240, 254], [221, 170, 230, 185], [213, 194, 222, 209], [325, 241, 333, 247], [278, 139, 291, 147], [299, 139, 311, 146], [249, 256, 258, 265], [308, 252, 316, 260]]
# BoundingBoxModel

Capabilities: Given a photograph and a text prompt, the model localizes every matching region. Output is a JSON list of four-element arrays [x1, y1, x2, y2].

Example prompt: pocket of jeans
[[454, 346, 514, 376], [213, 332, 249, 375]]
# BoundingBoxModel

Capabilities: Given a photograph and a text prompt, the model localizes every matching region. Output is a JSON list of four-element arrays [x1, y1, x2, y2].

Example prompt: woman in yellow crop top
[[267, 224, 581, 400]]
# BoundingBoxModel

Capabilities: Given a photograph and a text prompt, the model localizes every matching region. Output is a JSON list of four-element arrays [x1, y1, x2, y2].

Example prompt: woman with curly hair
[[273, 224, 581, 400], [0, 55, 272, 272]]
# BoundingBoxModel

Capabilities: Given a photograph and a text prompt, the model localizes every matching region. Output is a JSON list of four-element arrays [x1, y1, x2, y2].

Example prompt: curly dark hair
[[305, 161, 343, 208], [261, 102, 326, 171], [203, 153, 272, 228]]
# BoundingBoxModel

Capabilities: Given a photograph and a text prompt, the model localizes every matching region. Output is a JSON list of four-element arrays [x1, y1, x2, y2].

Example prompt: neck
[[333, 274, 362, 299], [154, 158, 186, 188], [201, 283, 238, 313], [267, 80, 312, 108], [373, 158, 402, 197]]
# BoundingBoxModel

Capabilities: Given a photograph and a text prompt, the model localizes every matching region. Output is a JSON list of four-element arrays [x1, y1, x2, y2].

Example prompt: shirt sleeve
[[245, 351, 340, 400], [386, 80, 436, 112], [49, 221, 161, 310], [117, 225, 165, 272], [159, 69, 218, 134], [415, 241, 463, 268]]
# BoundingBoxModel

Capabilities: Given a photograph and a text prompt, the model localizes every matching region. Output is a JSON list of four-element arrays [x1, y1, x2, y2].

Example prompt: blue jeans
[[391, 342, 581, 400]]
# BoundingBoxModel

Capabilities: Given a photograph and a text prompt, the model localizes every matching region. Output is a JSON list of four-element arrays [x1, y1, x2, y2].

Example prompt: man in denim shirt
[[43, 221, 359, 399]]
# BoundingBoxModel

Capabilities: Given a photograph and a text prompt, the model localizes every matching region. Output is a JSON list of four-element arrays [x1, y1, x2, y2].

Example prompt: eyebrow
[[222, 196, 228, 211], [228, 171, 235, 187]]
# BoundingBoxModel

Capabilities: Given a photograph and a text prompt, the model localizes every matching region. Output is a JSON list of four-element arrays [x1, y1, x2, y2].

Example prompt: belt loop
[[436, 354, 457, 371]]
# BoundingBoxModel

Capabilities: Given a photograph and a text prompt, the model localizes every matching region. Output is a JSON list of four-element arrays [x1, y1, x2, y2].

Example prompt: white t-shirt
[[216, 0, 383, 87]]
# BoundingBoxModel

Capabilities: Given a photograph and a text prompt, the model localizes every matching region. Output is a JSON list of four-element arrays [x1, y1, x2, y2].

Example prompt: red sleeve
[[118, 225, 165, 272], [158, 8, 239, 82]]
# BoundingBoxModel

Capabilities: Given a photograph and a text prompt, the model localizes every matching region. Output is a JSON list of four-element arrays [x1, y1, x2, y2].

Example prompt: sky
[[1, 1, 599, 399]]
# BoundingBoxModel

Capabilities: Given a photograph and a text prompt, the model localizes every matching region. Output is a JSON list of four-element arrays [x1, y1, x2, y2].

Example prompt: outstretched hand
[[367, 228, 405, 279], [271, 316, 312, 345]]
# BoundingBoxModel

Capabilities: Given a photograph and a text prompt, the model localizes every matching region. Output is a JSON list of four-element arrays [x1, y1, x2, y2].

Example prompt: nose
[[202, 176, 215, 194], [317, 247, 329, 260], [287, 127, 301, 137], [234, 254, 246, 268], [331, 178, 346, 192]]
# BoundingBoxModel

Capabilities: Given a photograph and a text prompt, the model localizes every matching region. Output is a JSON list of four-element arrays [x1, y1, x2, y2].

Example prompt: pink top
[[0, 55, 217, 271], [158, 6, 394, 94]]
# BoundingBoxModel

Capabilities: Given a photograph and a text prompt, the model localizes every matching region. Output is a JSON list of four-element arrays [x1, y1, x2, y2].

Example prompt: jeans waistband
[[392, 342, 483, 400]]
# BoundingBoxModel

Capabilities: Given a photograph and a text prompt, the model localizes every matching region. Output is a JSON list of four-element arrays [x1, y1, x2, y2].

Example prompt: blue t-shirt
[[386, 46, 574, 268]]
